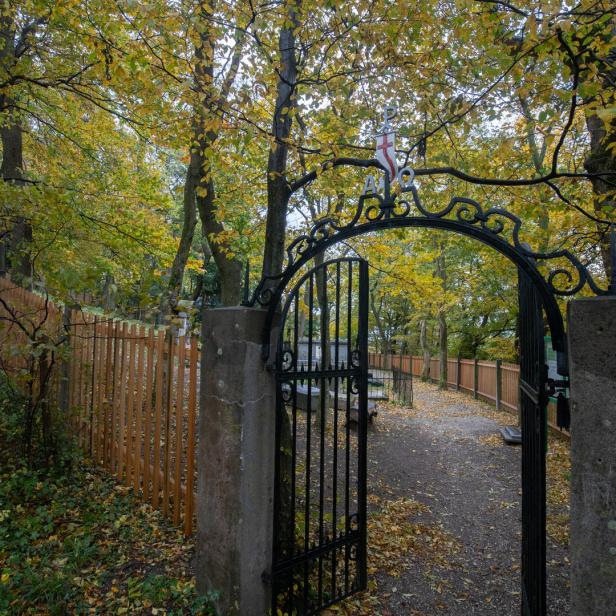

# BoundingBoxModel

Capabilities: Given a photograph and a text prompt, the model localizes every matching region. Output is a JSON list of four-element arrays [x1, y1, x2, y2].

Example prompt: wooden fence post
[[184, 336, 198, 536], [89, 316, 98, 455], [495, 359, 502, 411], [133, 325, 146, 495], [117, 322, 129, 482], [473, 358, 479, 400], [456, 355, 461, 391], [163, 332, 175, 517], [60, 305, 72, 414]]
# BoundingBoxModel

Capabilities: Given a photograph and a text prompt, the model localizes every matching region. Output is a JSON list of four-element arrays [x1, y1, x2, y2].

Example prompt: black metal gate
[[240, 163, 606, 614], [271, 257, 369, 615], [518, 269, 547, 616]]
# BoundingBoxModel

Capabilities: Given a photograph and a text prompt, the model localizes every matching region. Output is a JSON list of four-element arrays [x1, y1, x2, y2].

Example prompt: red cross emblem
[[375, 132, 398, 180]]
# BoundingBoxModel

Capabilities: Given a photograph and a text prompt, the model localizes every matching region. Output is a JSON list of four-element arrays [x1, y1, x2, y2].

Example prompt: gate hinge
[[261, 570, 271, 586]]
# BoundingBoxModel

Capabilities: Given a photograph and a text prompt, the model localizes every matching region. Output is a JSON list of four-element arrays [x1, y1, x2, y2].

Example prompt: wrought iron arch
[[247, 181, 616, 358]]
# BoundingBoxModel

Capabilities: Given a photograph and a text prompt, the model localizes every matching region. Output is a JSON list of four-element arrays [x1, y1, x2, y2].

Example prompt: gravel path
[[335, 380, 570, 616]]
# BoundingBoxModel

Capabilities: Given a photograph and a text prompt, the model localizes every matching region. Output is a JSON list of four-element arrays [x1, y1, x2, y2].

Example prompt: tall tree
[[190, 1, 247, 306], [261, 1, 301, 279], [0, 7, 45, 283]]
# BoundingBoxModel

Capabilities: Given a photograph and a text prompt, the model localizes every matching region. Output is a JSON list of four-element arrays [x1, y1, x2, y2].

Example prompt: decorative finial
[[378, 104, 397, 134]]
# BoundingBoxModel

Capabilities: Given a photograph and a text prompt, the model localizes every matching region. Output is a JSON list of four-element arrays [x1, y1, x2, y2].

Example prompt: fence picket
[[94, 318, 106, 464], [125, 324, 137, 487], [143, 328, 155, 502], [78, 315, 87, 446], [174, 336, 186, 526], [110, 321, 121, 474], [88, 316, 97, 455], [133, 326, 146, 495], [184, 337, 198, 536], [103, 320, 114, 469], [69, 310, 78, 433], [117, 322, 129, 481], [162, 334, 175, 517], [152, 330, 165, 509], [87, 317, 95, 444]]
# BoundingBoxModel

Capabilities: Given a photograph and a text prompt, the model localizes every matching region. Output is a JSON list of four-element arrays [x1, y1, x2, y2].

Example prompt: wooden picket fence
[[0, 277, 199, 535], [368, 351, 569, 437], [0, 275, 569, 539]]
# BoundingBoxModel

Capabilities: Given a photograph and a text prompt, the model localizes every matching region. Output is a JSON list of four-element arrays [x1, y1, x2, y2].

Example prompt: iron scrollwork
[[247, 171, 615, 310], [280, 346, 295, 373]]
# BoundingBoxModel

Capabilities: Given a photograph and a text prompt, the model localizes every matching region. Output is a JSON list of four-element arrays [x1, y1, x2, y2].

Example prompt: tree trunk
[[194, 161, 243, 306], [102, 273, 116, 312], [38, 346, 54, 465], [191, 226, 213, 303], [519, 94, 551, 252], [585, 107, 616, 279], [160, 165, 198, 319], [0, 14, 31, 285], [583, 33, 616, 280], [261, 5, 302, 569], [370, 291, 390, 360], [0, 100, 31, 284], [420, 318, 430, 382], [438, 312, 447, 390], [192, 2, 244, 306], [261, 5, 300, 279], [435, 252, 448, 390]]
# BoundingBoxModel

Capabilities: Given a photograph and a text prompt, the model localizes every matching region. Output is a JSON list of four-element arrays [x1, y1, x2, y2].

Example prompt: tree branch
[[551, 30, 580, 176], [289, 156, 616, 225], [474, 0, 528, 17]]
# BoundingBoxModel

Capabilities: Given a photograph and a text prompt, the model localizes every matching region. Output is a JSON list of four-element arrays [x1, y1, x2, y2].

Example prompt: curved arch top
[[247, 183, 614, 355]]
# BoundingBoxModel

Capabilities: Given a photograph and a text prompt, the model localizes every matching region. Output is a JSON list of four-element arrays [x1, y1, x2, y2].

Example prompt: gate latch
[[546, 378, 568, 398], [546, 378, 570, 431]]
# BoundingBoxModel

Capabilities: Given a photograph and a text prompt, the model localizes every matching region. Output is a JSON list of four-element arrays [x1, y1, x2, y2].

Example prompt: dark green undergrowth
[[0, 384, 215, 615]]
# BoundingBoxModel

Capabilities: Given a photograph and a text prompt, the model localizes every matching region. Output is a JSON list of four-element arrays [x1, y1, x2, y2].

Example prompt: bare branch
[[474, 0, 528, 17], [551, 30, 580, 176], [289, 157, 616, 225]]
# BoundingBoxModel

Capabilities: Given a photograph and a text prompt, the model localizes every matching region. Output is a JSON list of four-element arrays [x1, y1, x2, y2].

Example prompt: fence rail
[[0, 277, 199, 535], [368, 351, 568, 438]]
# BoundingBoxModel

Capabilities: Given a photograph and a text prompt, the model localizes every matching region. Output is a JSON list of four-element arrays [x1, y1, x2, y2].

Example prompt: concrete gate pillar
[[196, 307, 276, 616], [568, 298, 616, 616]]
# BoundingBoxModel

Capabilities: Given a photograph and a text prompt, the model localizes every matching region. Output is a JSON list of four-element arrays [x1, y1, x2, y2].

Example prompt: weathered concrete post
[[568, 297, 616, 616], [196, 307, 276, 616]]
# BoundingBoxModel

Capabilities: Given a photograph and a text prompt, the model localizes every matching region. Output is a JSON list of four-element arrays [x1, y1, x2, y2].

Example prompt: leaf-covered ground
[[326, 380, 570, 615], [1, 381, 570, 615], [0, 460, 211, 615]]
